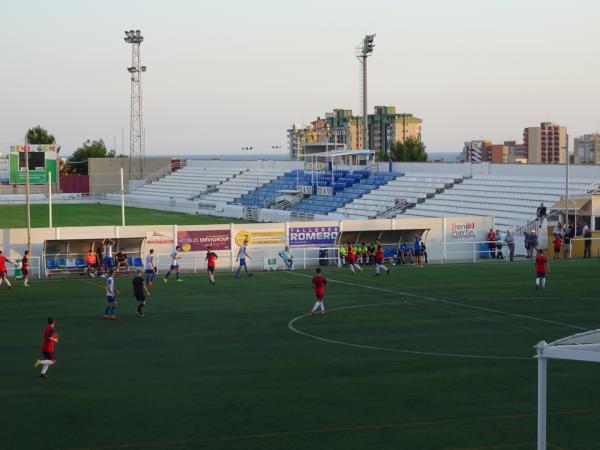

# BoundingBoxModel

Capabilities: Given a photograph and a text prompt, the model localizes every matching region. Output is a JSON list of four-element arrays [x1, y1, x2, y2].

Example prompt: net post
[[536, 341, 547, 450]]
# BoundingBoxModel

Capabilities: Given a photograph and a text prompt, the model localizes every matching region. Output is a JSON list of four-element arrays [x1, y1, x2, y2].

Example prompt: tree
[[67, 139, 115, 174], [26, 126, 56, 145], [383, 137, 428, 162]]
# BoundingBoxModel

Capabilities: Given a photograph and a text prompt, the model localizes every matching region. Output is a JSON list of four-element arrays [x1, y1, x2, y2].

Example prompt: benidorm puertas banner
[[177, 230, 231, 251], [234, 230, 285, 246], [289, 226, 339, 246]]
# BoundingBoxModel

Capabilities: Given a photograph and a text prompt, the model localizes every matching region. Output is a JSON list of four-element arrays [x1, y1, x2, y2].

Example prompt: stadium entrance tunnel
[[44, 238, 145, 277]]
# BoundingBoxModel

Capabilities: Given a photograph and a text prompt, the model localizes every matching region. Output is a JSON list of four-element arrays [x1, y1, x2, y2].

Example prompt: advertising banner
[[146, 231, 174, 245], [177, 230, 231, 251], [234, 229, 285, 246], [289, 226, 339, 246], [450, 222, 476, 240], [8, 144, 58, 184]]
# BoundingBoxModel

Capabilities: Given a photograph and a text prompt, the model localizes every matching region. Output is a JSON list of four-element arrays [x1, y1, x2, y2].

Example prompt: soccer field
[[1, 260, 599, 450], [0, 203, 249, 228]]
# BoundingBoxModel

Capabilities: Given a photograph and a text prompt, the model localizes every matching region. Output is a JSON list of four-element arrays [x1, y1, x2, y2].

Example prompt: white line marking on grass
[[285, 271, 588, 360], [286, 271, 588, 332]]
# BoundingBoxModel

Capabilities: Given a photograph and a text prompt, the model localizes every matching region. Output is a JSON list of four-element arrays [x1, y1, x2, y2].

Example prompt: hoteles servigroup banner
[[177, 230, 231, 251], [9, 144, 58, 184]]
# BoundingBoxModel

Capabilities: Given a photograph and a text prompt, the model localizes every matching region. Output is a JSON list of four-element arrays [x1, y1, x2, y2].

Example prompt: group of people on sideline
[[486, 228, 516, 261], [86, 239, 130, 277]]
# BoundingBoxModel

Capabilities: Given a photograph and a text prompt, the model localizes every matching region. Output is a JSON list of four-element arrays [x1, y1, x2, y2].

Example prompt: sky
[[1, 0, 599, 156]]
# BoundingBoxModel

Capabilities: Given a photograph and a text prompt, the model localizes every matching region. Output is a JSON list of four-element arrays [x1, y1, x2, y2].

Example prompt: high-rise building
[[368, 106, 422, 155], [287, 106, 422, 160], [574, 133, 600, 164], [523, 122, 567, 164], [460, 140, 492, 163]]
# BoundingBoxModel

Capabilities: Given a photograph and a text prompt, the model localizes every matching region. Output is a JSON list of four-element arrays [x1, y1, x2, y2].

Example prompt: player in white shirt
[[163, 246, 183, 283], [103, 269, 118, 320], [144, 249, 157, 287], [235, 240, 253, 278], [103, 239, 116, 273]]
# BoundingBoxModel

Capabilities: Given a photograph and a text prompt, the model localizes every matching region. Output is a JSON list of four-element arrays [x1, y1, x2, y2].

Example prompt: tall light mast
[[124, 29, 147, 180], [356, 34, 375, 150]]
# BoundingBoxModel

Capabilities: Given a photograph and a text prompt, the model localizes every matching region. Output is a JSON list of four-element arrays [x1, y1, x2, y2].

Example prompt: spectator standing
[[583, 224, 592, 258], [563, 224, 574, 259], [524, 231, 532, 259], [487, 228, 496, 259], [553, 222, 562, 238], [505, 230, 515, 261], [95, 241, 105, 277], [552, 235, 562, 260], [495, 230, 504, 260], [530, 230, 538, 257], [414, 234, 423, 267]]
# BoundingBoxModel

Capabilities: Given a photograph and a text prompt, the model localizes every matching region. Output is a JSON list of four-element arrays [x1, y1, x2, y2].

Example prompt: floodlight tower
[[124, 29, 147, 180], [356, 34, 375, 150]]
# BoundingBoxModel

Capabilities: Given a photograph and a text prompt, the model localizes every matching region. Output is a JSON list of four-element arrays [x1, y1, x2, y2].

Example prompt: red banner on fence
[[177, 230, 231, 252]]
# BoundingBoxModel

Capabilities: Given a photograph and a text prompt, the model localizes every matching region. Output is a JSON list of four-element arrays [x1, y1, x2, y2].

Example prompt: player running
[[206, 245, 218, 286], [132, 269, 150, 317], [21, 250, 31, 287], [346, 243, 362, 274], [310, 268, 327, 315], [0, 249, 17, 290], [103, 269, 118, 320], [34, 317, 59, 378], [535, 249, 549, 290], [235, 240, 253, 278], [144, 249, 157, 287], [374, 241, 390, 276], [164, 245, 182, 283]]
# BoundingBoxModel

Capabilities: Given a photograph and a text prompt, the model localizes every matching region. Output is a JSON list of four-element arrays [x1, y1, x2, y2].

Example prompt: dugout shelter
[[336, 227, 430, 259], [43, 238, 145, 276]]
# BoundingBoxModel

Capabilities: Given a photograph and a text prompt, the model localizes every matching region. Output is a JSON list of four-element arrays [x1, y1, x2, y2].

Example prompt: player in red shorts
[[21, 250, 30, 287], [34, 317, 59, 378], [374, 240, 390, 276], [206, 245, 218, 286], [346, 243, 363, 274], [535, 249, 549, 290], [0, 249, 17, 290], [310, 268, 327, 315]]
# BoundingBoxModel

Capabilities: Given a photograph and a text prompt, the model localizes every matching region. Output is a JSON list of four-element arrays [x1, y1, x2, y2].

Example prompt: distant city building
[[523, 122, 567, 164], [460, 140, 492, 163], [574, 133, 600, 164], [459, 140, 526, 164], [287, 106, 422, 160]]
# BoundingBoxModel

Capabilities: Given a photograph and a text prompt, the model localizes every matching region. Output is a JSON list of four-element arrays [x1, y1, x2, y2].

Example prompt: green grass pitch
[[0, 203, 249, 228], [1, 260, 599, 450]]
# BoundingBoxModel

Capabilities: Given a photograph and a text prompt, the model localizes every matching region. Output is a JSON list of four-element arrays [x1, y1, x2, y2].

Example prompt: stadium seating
[[399, 175, 599, 230], [127, 166, 244, 203], [236, 171, 300, 208], [287, 171, 399, 215], [334, 173, 463, 219], [199, 168, 286, 205]]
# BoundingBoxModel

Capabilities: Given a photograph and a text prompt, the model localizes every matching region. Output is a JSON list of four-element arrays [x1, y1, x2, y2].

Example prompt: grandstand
[[118, 159, 600, 231], [399, 174, 599, 230], [333, 172, 463, 219]]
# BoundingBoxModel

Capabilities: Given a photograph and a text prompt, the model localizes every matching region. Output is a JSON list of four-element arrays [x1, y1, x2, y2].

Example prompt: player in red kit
[[0, 249, 17, 289], [206, 245, 218, 286], [310, 268, 327, 315], [34, 317, 59, 378], [346, 243, 362, 274], [535, 249, 549, 290], [374, 240, 390, 276], [21, 250, 30, 287]]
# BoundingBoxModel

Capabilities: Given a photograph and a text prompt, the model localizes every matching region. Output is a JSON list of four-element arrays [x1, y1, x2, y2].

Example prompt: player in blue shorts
[[103, 269, 118, 320], [164, 245, 182, 282], [235, 240, 253, 278], [144, 249, 157, 287]]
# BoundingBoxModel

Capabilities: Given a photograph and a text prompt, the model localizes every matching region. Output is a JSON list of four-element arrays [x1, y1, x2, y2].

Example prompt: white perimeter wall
[[0, 216, 494, 275]]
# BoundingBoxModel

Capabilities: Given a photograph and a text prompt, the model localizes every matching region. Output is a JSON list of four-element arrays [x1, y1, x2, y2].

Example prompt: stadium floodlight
[[124, 29, 147, 180], [356, 34, 376, 151]]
